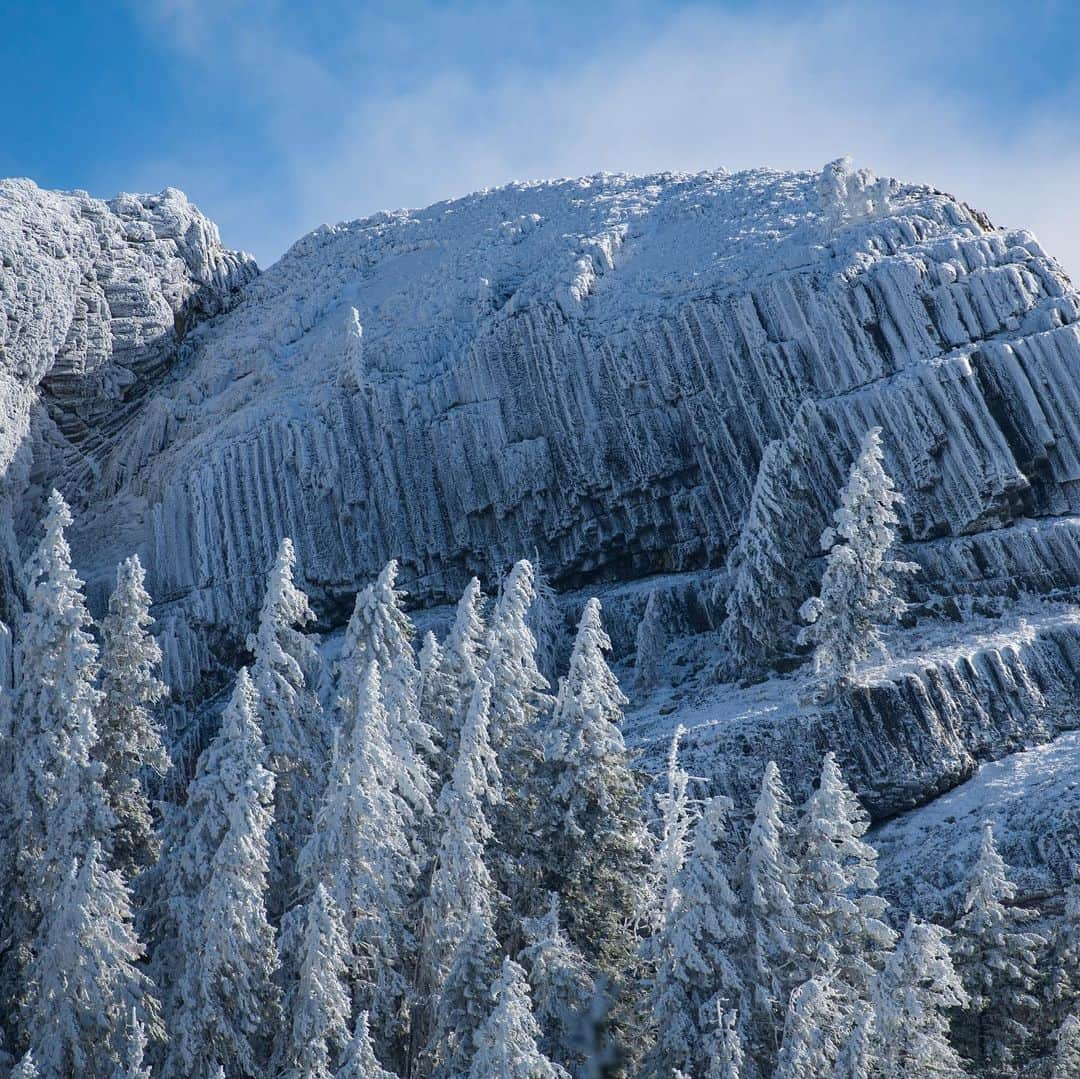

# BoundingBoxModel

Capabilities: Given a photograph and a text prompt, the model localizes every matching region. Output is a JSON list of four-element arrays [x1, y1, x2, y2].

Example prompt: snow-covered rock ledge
[[627, 601, 1080, 821]]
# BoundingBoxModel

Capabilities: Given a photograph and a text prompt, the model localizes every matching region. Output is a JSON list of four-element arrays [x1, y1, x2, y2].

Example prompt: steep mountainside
[[3, 162, 1080, 905]]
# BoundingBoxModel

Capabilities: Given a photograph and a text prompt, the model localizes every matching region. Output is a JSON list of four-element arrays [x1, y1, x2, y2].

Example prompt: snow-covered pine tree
[[533, 597, 652, 977], [95, 553, 170, 882], [162, 668, 281, 1079], [337, 559, 435, 820], [799, 427, 917, 696], [6, 491, 112, 1017], [481, 559, 553, 930], [113, 1010, 152, 1079], [720, 437, 816, 679], [434, 577, 487, 763], [469, 957, 570, 1079], [743, 761, 807, 1062], [1048, 863, 1080, 1021], [706, 1005, 746, 1079], [274, 884, 351, 1079], [1051, 1013, 1080, 1079], [336, 1012, 400, 1079], [10, 1052, 38, 1079], [425, 908, 502, 1079], [773, 975, 845, 1079], [873, 917, 969, 1079], [526, 555, 563, 685], [297, 662, 414, 1062], [832, 1005, 873, 1079], [652, 726, 696, 923], [24, 840, 162, 1077], [635, 589, 668, 690], [648, 795, 745, 1078], [420, 682, 502, 997], [519, 893, 595, 1074], [951, 821, 1045, 1076], [247, 537, 326, 914], [796, 753, 895, 1001]]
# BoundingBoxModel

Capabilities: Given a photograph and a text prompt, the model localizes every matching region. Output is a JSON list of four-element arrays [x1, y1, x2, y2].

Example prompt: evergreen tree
[[247, 537, 326, 913], [162, 669, 281, 1078], [420, 682, 502, 996], [634, 590, 668, 691], [652, 727, 696, 924], [873, 917, 969, 1079], [1051, 1013, 1080, 1079], [952, 822, 1044, 1076], [799, 427, 917, 695], [706, 1006, 746, 1079], [95, 553, 170, 881], [25, 841, 162, 1077], [1048, 863, 1080, 1018], [426, 909, 502, 1079], [743, 761, 806, 1059], [832, 1005, 873, 1079], [337, 560, 435, 819], [8, 491, 112, 999], [526, 557, 563, 685], [113, 1010, 153, 1079], [274, 885, 351, 1079], [469, 957, 571, 1079], [417, 630, 452, 781], [649, 796, 745, 1078], [796, 753, 895, 999], [519, 894, 595, 1074], [336, 1013, 400, 1079], [434, 577, 487, 763], [297, 662, 414, 1058], [773, 975, 845, 1079], [534, 598, 652, 976], [720, 438, 816, 678], [11, 1052, 38, 1079]]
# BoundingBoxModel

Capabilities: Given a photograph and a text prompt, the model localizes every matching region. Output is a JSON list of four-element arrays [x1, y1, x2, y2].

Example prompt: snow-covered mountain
[[3, 161, 1079, 917]]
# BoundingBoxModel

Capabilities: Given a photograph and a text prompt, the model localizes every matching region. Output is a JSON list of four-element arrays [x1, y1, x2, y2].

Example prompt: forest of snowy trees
[[0, 427, 1077, 1078]]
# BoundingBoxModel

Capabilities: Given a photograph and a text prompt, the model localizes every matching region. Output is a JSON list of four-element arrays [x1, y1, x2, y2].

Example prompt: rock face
[[0, 179, 256, 620], [4, 162, 1080, 722]]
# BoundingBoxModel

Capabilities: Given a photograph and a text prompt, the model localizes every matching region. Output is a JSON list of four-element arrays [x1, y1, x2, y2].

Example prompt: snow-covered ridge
[[4, 163, 1080, 713]]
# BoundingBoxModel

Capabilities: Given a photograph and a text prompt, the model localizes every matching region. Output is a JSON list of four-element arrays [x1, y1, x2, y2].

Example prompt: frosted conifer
[[1052, 1014, 1080, 1079], [744, 761, 806, 1057], [952, 822, 1044, 1075], [274, 884, 351, 1079], [247, 537, 326, 911], [469, 957, 570, 1079], [420, 682, 502, 995], [11, 1052, 38, 1079], [519, 894, 595, 1073], [162, 669, 281, 1078], [873, 917, 969, 1078], [635, 589, 668, 690], [426, 909, 502, 1079], [297, 662, 414, 1055], [706, 1006, 746, 1079], [25, 841, 162, 1078], [721, 438, 816, 678], [649, 795, 745, 1077], [796, 753, 895, 999], [799, 428, 917, 695], [7, 491, 111, 1011], [534, 598, 651, 975], [339, 560, 436, 819], [336, 1012, 400, 1079], [113, 1010, 152, 1079], [435, 577, 487, 762], [96, 553, 170, 882], [773, 975, 845, 1079]]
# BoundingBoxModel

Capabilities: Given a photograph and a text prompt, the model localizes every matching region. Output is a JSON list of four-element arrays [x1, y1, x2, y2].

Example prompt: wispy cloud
[[132, 1, 1080, 276]]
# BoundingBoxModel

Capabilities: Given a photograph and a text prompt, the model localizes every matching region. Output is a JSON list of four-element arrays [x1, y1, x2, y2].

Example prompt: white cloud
[[136, 1, 1080, 277]]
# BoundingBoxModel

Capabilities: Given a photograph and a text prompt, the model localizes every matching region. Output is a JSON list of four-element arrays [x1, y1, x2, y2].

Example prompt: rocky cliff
[[3, 163, 1080, 835]]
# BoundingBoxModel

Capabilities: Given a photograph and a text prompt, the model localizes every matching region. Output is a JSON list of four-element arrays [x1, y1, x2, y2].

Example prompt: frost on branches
[[799, 427, 917, 697]]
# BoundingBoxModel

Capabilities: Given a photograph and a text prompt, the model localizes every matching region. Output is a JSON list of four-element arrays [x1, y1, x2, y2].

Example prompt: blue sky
[[4, 1, 1080, 270]]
